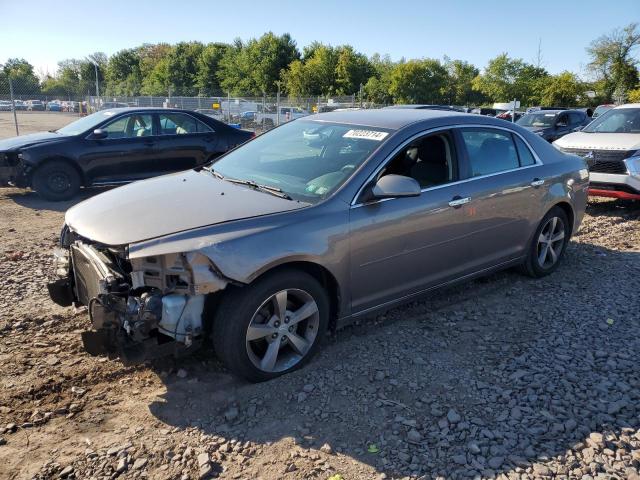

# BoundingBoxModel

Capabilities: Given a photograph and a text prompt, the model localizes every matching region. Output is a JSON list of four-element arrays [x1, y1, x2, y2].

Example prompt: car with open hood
[[0, 107, 253, 200], [47, 109, 588, 382], [553, 103, 640, 200]]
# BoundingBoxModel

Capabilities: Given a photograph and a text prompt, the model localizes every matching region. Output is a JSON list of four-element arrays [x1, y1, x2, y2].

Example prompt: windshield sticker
[[343, 129, 389, 141]]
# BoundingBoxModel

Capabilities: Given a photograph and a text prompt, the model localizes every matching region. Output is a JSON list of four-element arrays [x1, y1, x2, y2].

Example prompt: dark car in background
[[0, 108, 254, 200], [516, 109, 590, 142]]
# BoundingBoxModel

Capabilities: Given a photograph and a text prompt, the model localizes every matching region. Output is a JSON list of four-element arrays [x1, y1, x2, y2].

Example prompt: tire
[[212, 270, 330, 382], [521, 206, 570, 278], [32, 161, 81, 201]]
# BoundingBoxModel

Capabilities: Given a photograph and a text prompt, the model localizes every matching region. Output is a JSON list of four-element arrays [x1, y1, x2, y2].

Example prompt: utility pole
[[276, 81, 281, 126], [9, 76, 18, 136], [86, 57, 100, 99]]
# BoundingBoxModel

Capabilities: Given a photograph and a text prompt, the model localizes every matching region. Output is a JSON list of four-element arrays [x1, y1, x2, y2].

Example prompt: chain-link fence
[[0, 75, 387, 139], [0, 75, 86, 138]]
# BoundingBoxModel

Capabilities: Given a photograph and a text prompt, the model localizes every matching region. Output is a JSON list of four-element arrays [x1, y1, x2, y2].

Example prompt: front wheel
[[212, 270, 330, 382], [32, 161, 81, 201], [521, 206, 570, 277]]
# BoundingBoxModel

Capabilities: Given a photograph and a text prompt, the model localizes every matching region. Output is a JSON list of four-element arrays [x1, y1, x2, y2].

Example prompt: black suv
[[0, 108, 253, 200]]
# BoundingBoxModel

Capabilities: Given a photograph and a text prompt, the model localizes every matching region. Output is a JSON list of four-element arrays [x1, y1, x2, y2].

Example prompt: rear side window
[[513, 135, 536, 166], [159, 113, 212, 135], [460, 129, 519, 176]]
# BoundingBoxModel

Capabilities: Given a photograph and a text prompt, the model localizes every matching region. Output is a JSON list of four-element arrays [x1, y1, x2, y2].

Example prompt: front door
[[81, 113, 157, 183], [349, 131, 478, 314]]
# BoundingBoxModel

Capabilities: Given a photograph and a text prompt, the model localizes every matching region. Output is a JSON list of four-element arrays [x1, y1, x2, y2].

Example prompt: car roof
[[304, 108, 472, 130], [615, 103, 640, 109]]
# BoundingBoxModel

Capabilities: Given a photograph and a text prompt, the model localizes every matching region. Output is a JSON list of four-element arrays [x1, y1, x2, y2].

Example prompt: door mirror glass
[[372, 174, 421, 199], [92, 128, 107, 139]]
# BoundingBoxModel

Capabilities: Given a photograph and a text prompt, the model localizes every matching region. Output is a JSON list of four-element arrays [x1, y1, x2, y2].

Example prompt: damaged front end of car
[[47, 232, 231, 364], [0, 151, 29, 187]]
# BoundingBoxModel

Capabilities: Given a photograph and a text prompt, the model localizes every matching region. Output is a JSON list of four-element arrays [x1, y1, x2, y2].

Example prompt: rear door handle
[[448, 196, 471, 208], [531, 178, 544, 187]]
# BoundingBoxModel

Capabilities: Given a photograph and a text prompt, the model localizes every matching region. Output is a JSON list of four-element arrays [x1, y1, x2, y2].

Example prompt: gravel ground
[[0, 112, 78, 139], [0, 187, 638, 480]]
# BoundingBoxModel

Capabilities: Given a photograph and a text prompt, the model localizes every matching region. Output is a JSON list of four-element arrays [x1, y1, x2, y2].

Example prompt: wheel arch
[[551, 201, 575, 237], [29, 156, 86, 187], [231, 260, 343, 330]]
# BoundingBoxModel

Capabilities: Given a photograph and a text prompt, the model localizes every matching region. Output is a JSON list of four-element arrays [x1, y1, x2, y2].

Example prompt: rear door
[[153, 112, 219, 173], [80, 113, 157, 183], [454, 127, 545, 270]]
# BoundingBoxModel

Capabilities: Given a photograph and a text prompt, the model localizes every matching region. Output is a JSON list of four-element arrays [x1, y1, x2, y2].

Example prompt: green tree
[[196, 43, 229, 95], [165, 41, 204, 96], [363, 53, 395, 104], [472, 53, 547, 104], [587, 23, 640, 101], [540, 71, 583, 106], [219, 33, 299, 94], [139, 43, 173, 96], [443, 58, 481, 105], [1, 58, 41, 94], [389, 59, 448, 104], [334, 45, 372, 95], [106, 49, 142, 96]]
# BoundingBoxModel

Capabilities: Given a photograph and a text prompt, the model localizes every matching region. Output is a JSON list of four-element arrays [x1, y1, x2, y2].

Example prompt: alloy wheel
[[245, 288, 320, 373], [536, 216, 566, 269]]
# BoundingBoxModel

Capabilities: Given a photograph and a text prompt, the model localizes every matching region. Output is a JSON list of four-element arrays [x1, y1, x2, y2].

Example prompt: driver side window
[[102, 114, 152, 139], [381, 132, 456, 188]]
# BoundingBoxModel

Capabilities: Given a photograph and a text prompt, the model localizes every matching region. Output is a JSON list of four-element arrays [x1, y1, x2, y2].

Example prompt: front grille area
[[560, 148, 629, 174]]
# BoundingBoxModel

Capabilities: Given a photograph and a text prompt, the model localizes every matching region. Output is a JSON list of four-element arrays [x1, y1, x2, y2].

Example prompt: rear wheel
[[521, 206, 569, 277], [32, 161, 81, 201], [212, 270, 329, 382]]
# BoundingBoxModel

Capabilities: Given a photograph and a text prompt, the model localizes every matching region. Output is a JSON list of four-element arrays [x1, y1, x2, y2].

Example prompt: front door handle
[[448, 196, 471, 208], [531, 178, 544, 187]]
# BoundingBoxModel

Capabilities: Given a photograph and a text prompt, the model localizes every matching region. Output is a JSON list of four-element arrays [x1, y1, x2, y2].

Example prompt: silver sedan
[[48, 109, 589, 381]]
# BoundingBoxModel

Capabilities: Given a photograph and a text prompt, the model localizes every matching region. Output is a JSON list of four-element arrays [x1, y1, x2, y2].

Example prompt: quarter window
[[461, 129, 519, 176], [513, 135, 536, 167], [102, 114, 153, 139]]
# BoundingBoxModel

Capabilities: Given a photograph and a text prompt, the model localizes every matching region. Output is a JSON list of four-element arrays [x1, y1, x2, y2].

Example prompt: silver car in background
[[48, 109, 589, 381]]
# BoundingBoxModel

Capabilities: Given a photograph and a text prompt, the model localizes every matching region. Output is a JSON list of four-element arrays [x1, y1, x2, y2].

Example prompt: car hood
[[0, 131, 65, 151], [554, 132, 640, 151], [65, 169, 308, 246]]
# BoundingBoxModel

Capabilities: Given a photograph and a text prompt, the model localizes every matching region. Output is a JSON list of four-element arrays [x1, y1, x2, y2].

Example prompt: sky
[[0, 0, 638, 77]]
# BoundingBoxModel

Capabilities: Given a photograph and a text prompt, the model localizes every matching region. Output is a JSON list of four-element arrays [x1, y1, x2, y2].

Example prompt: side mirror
[[92, 128, 107, 139], [371, 174, 421, 199]]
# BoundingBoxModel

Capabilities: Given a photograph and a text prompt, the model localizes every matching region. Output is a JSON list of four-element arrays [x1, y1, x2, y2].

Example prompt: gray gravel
[[0, 189, 638, 480]]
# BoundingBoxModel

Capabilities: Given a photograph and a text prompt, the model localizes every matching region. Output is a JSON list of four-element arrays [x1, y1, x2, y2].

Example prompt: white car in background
[[554, 104, 640, 200]]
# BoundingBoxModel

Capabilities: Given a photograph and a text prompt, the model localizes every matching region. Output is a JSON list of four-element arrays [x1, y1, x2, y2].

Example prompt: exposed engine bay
[[47, 231, 230, 364]]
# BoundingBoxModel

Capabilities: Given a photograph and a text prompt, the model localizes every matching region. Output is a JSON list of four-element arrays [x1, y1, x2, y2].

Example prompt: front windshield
[[583, 108, 640, 133], [517, 112, 557, 128], [56, 110, 119, 135], [212, 120, 390, 204]]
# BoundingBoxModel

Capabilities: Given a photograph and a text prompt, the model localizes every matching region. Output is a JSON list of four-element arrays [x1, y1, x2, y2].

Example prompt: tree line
[[1, 24, 639, 107]]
